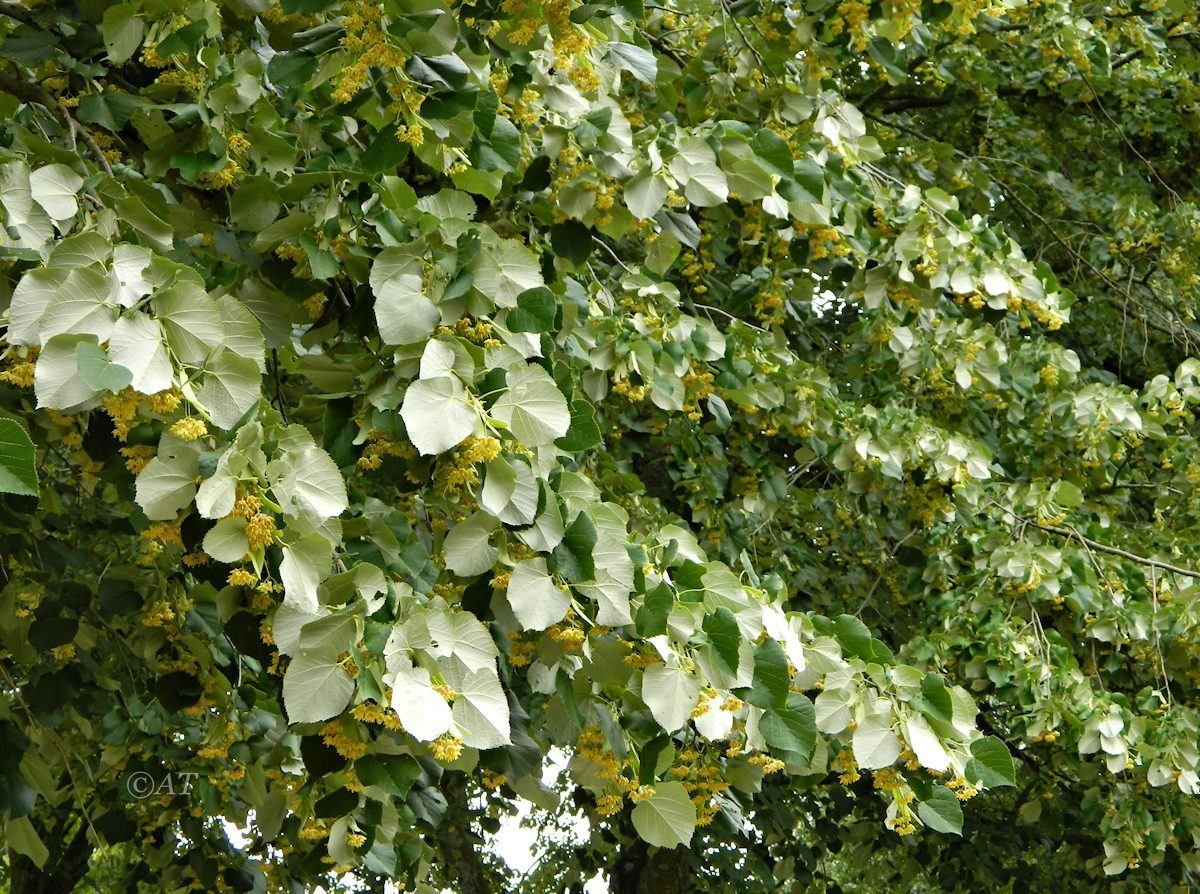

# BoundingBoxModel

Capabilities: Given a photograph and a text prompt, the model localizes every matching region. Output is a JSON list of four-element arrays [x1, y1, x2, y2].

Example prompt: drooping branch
[[994, 502, 1200, 579], [0, 72, 114, 176]]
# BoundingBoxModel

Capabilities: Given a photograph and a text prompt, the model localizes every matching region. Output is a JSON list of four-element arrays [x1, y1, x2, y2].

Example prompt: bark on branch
[[995, 502, 1200, 579], [0, 72, 114, 176]]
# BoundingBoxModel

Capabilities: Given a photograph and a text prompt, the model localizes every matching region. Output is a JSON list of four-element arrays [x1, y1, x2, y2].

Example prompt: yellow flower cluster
[[443, 316, 495, 344], [829, 1, 871, 51], [832, 747, 861, 783], [230, 494, 261, 518], [746, 753, 785, 774], [430, 733, 464, 762], [155, 67, 209, 93], [507, 631, 537, 666], [872, 768, 904, 791], [146, 388, 182, 414], [357, 431, 410, 470], [227, 132, 251, 156], [51, 643, 76, 662], [396, 124, 425, 146], [102, 389, 141, 440], [807, 225, 850, 261], [481, 769, 507, 789], [142, 600, 177, 628], [143, 522, 184, 548], [170, 417, 208, 441], [548, 623, 585, 650], [198, 160, 244, 190], [575, 726, 621, 785], [345, 831, 366, 848], [623, 650, 662, 669], [228, 568, 257, 587], [0, 352, 35, 388], [299, 820, 327, 841], [246, 512, 277, 550], [595, 793, 622, 815], [946, 776, 979, 801], [612, 378, 647, 402], [321, 719, 368, 759], [333, 1, 408, 104], [459, 436, 503, 465], [350, 700, 403, 730], [303, 293, 327, 320], [120, 445, 155, 474]]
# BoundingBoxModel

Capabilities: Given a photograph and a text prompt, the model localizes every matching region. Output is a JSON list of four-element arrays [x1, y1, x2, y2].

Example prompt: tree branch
[[0, 72, 114, 176], [993, 502, 1200, 579]]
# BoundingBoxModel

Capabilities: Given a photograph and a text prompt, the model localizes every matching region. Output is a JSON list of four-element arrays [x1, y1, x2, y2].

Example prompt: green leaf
[[400, 377, 478, 456], [630, 781, 696, 848], [623, 170, 668, 219], [354, 754, 421, 797], [636, 581, 674, 637], [29, 164, 82, 220], [283, 645, 356, 724], [557, 510, 598, 583], [507, 557, 570, 631], [470, 115, 521, 173], [745, 637, 789, 709], [108, 314, 173, 394], [669, 136, 728, 207], [197, 347, 262, 430], [479, 455, 538, 525], [203, 517, 249, 563], [606, 41, 658, 85], [73, 342, 130, 393], [34, 334, 101, 410], [267, 52, 317, 89], [135, 441, 200, 520], [750, 128, 794, 177], [442, 657, 511, 749], [491, 364, 570, 446], [550, 220, 594, 266], [6, 816, 48, 869], [371, 248, 441, 345], [299, 232, 338, 280], [407, 54, 470, 91], [267, 425, 348, 520], [834, 614, 895, 665], [702, 607, 741, 675], [507, 287, 559, 333], [0, 419, 38, 497], [911, 673, 954, 725], [443, 511, 500, 576], [102, 4, 144, 64], [37, 265, 115, 344], [965, 736, 1016, 788], [790, 156, 825, 204], [868, 37, 907, 81], [556, 400, 602, 453], [759, 692, 816, 762], [852, 713, 902, 769], [643, 664, 700, 732], [156, 20, 208, 58], [917, 786, 964, 835], [471, 238, 544, 308]]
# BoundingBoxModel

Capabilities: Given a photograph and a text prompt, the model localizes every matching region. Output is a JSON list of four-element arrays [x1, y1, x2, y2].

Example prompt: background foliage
[[1, 0, 1199, 892]]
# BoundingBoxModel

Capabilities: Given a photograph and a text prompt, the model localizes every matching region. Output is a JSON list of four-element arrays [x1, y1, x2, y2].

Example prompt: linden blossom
[[0, 0, 1196, 890]]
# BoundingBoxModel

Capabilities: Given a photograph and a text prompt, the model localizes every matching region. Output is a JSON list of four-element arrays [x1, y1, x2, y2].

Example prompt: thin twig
[[0, 73, 114, 176], [992, 501, 1200, 579]]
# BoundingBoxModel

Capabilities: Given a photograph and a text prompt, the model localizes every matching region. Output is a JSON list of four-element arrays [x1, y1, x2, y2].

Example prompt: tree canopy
[[1, 0, 1200, 891]]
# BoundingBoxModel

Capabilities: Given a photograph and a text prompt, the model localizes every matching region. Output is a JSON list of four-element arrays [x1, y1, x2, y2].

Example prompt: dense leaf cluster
[[1, 0, 1199, 892]]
